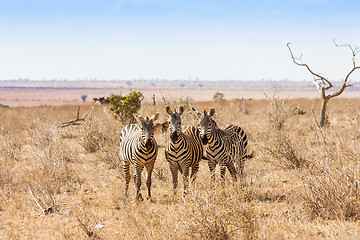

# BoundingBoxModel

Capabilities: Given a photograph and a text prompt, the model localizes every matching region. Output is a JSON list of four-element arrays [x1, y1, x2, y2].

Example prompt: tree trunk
[[319, 98, 329, 127]]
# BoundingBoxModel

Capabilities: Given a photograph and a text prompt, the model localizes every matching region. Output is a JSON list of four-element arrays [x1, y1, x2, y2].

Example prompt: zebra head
[[165, 105, 185, 142], [192, 107, 215, 145], [134, 113, 159, 151]]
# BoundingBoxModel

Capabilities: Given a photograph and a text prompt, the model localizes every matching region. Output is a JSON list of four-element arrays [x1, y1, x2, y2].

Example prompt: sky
[[0, 0, 360, 81]]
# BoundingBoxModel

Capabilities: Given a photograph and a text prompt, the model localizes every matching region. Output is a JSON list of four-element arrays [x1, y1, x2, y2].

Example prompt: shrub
[[300, 130, 360, 220], [93, 96, 110, 104], [213, 92, 225, 101], [82, 118, 109, 153], [181, 185, 258, 240], [26, 124, 80, 214], [264, 132, 307, 169], [109, 91, 144, 124], [266, 93, 291, 130], [292, 106, 306, 115]]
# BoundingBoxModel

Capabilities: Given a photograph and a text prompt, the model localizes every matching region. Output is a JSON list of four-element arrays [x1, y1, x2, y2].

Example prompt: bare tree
[[287, 41, 359, 127]]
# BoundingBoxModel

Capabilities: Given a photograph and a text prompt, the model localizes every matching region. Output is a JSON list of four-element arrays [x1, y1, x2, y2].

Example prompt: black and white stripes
[[164, 106, 204, 194], [192, 107, 250, 184], [120, 106, 251, 199], [120, 113, 159, 200]]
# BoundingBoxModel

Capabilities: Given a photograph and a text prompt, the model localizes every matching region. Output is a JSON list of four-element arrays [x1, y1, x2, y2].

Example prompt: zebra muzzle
[[201, 135, 208, 145], [170, 132, 179, 142], [145, 139, 152, 150]]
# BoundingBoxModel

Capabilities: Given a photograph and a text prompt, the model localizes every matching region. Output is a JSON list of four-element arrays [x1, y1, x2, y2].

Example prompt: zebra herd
[[119, 105, 250, 200]]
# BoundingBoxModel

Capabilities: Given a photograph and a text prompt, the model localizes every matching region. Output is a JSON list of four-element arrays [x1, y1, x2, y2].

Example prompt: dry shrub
[[265, 131, 307, 169], [81, 117, 110, 152], [266, 93, 291, 130], [25, 124, 81, 213], [0, 133, 20, 192], [235, 98, 249, 114], [179, 185, 258, 240], [75, 210, 103, 239], [298, 124, 360, 221], [0, 134, 21, 162], [300, 139, 360, 220], [97, 145, 121, 170]]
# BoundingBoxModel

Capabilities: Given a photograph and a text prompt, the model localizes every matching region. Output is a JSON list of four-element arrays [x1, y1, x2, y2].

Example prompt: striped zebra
[[120, 113, 159, 200], [165, 106, 204, 194], [192, 107, 250, 184]]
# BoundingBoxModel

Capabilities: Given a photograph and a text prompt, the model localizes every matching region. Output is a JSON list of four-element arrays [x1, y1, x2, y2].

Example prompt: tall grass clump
[[81, 117, 110, 153], [292, 113, 360, 221], [25, 124, 80, 214], [264, 132, 307, 169], [300, 131, 360, 220], [178, 185, 258, 240], [0, 135, 19, 206], [265, 92, 291, 130]]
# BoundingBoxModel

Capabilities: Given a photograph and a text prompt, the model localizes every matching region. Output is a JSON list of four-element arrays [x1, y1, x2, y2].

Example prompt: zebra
[[120, 113, 159, 201], [192, 107, 250, 184], [165, 106, 204, 194]]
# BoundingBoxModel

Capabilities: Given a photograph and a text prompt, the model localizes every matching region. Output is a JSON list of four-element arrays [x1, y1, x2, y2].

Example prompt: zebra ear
[[165, 106, 172, 115], [134, 114, 144, 123], [192, 107, 201, 117], [150, 112, 160, 122], [209, 108, 215, 117], [178, 106, 185, 115]]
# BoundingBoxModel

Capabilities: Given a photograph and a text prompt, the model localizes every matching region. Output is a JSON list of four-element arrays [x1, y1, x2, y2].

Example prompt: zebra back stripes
[[120, 113, 159, 200], [192, 107, 249, 184], [165, 106, 203, 194]]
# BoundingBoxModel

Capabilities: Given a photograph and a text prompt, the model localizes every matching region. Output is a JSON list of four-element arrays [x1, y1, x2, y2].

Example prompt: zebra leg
[[220, 165, 227, 186], [183, 165, 190, 195], [238, 156, 246, 178], [190, 164, 200, 184], [123, 161, 131, 198], [134, 164, 144, 201], [227, 163, 238, 183], [169, 164, 178, 195], [208, 161, 216, 184], [145, 163, 154, 200]]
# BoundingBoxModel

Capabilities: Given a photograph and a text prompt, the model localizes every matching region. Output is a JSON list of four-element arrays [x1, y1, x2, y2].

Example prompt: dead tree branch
[[61, 106, 94, 128], [287, 41, 359, 127], [287, 43, 333, 98]]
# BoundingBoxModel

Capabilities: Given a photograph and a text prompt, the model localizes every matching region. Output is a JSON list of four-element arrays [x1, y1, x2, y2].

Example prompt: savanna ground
[[0, 96, 360, 239]]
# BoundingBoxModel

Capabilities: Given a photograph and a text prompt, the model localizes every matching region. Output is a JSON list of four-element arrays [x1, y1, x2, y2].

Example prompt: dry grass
[[0, 97, 360, 239]]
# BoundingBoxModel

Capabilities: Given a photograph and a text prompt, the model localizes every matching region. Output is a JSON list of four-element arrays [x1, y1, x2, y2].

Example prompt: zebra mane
[[210, 117, 218, 128]]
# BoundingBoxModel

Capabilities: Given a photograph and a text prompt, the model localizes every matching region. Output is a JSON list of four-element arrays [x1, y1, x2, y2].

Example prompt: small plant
[[265, 132, 307, 169], [93, 96, 110, 104], [0, 103, 9, 108], [235, 98, 249, 114], [292, 106, 306, 115], [108, 91, 144, 124], [75, 209, 103, 239], [213, 92, 225, 101], [265, 91, 291, 130], [82, 118, 109, 153], [26, 124, 80, 214], [182, 185, 258, 240]]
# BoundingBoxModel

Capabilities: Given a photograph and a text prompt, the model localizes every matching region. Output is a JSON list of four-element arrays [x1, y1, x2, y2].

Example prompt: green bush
[[109, 91, 144, 124], [292, 106, 306, 115]]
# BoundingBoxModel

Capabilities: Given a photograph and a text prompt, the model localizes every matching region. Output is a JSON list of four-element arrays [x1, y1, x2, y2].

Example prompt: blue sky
[[1, 0, 360, 81]]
